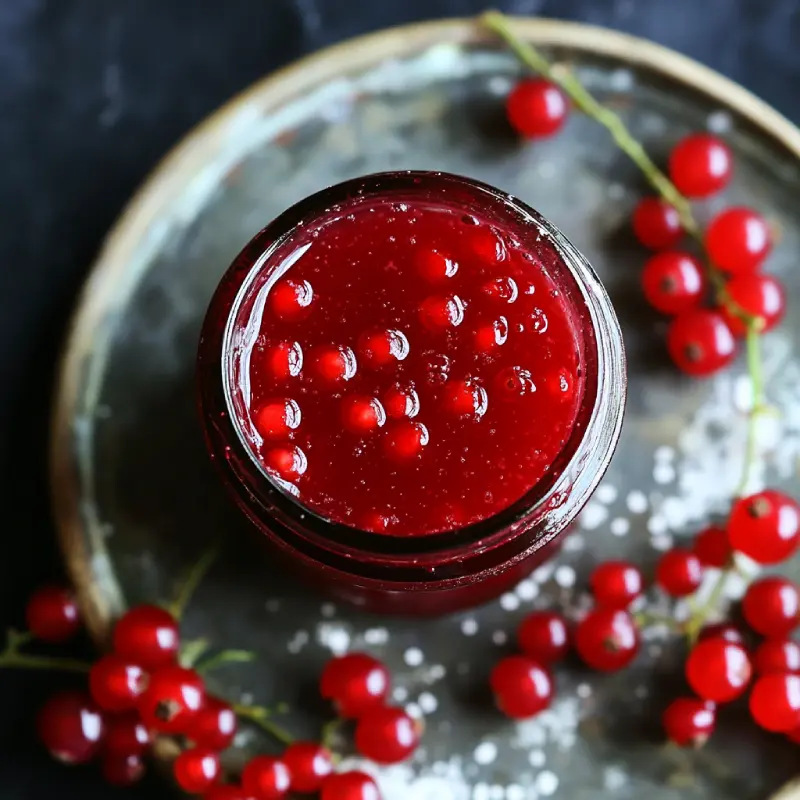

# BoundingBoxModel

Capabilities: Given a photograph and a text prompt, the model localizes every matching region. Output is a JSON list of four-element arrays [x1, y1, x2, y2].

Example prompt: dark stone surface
[[0, 1, 797, 797]]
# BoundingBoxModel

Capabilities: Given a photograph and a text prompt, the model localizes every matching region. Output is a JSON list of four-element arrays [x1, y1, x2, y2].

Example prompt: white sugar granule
[[610, 517, 630, 536], [316, 623, 350, 655], [287, 630, 309, 654], [320, 602, 336, 618], [603, 765, 629, 790], [576, 682, 592, 699], [461, 618, 479, 636], [405, 702, 423, 720], [364, 627, 389, 645], [653, 445, 675, 462], [596, 483, 618, 504], [532, 563, 555, 584], [505, 785, 526, 800], [647, 515, 668, 535], [515, 579, 539, 601], [492, 630, 508, 646], [473, 741, 498, 765], [653, 463, 676, 484], [500, 593, 521, 611], [707, 110, 732, 132], [578, 501, 608, 530], [535, 771, 559, 796], [488, 786, 505, 800], [404, 647, 424, 667], [626, 491, 648, 513], [393, 686, 409, 703], [418, 692, 438, 714], [528, 749, 546, 767], [563, 534, 585, 552], [554, 565, 576, 588]]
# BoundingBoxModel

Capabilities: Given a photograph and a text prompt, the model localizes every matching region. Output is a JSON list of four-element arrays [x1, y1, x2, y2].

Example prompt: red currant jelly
[[198, 172, 625, 615]]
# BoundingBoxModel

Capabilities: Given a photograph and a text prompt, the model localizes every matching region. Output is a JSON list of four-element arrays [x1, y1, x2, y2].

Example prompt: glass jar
[[197, 171, 626, 616]]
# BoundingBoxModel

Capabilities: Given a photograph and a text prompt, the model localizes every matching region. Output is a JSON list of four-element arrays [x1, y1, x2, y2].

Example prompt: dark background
[[1, 0, 798, 796]]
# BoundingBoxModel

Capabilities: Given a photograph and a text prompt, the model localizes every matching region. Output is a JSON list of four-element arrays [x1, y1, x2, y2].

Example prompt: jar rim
[[202, 170, 626, 570]]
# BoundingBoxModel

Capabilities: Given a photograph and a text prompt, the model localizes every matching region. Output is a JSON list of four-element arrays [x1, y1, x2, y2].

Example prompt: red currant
[[662, 697, 716, 747], [37, 690, 105, 764], [668, 133, 732, 198], [415, 249, 458, 282], [506, 78, 568, 138], [418, 295, 465, 330], [261, 341, 303, 380], [383, 421, 429, 461], [341, 396, 386, 435], [25, 585, 80, 643], [685, 639, 752, 703], [632, 198, 683, 250], [102, 753, 145, 787], [666, 310, 736, 376], [749, 673, 800, 733], [320, 653, 390, 719], [104, 712, 151, 754], [254, 399, 301, 440], [705, 207, 771, 274], [138, 665, 205, 734], [174, 747, 221, 794], [655, 549, 704, 597], [728, 490, 800, 564], [321, 771, 382, 800], [354, 707, 422, 765], [697, 623, 745, 645], [574, 608, 640, 672], [589, 560, 644, 608], [263, 445, 307, 481], [517, 611, 570, 663], [722, 273, 786, 335], [753, 639, 800, 675], [357, 329, 410, 368], [383, 384, 420, 419], [113, 604, 179, 671], [89, 654, 147, 713], [283, 742, 334, 793], [692, 525, 732, 568], [241, 755, 292, 799], [187, 696, 237, 750], [270, 278, 314, 320], [205, 785, 253, 800], [490, 655, 553, 720], [641, 251, 705, 315], [313, 346, 357, 383], [742, 576, 799, 637]]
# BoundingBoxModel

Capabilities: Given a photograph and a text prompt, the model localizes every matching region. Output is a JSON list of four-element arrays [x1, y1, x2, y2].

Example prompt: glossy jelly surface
[[226, 197, 586, 536]]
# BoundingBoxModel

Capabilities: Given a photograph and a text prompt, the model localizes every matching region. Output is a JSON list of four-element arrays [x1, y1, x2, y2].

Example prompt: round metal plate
[[51, 17, 800, 800]]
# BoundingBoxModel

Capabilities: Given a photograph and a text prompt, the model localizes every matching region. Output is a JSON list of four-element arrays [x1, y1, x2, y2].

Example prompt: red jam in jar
[[198, 172, 625, 615]]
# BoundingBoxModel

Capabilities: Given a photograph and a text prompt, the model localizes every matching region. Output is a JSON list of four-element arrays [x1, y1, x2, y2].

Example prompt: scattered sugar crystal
[[461, 617, 479, 636], [653, 463, 676, 484], [610, 517, 630, 536], [317, 623, 350, 655], [554, 565, 576, 588], [651, 534, 674, 551], [364, 627, 389, 645], [596, 484, 618, 504], [492, 630, 508, 646], [626, 491, 648, 513], [528, 749, 546, 768], [576, 683, 592, 699], [579, 501, 608, 530], [603, 766, 629, 790], [404, 647, 424, 667], [265, 599, 281, 612], [609, 68, 634, 91], [487, 76, 513, 95], [320, 602, 336, 618], [647, 514, 669, 535], [488, 786, 505, 800], [393, 686, 409, 702], [532, 564, 555, 584], [428, 664, 447, 680], [516, 579, 538, 601], [505, 785, 526, 800], [473, 741, 498, 765], [418, 692, 438, 714], [653, 445, 675, 462], [634, 685, 649, 699], [563, 534, 585, 552], [500, 593, 521, 611], [707, 110, 732, 133], [287, 630, 309, 654], [405, 702, 423, 719], [473, 784, 491, 800], [535, 771, 559, 796]]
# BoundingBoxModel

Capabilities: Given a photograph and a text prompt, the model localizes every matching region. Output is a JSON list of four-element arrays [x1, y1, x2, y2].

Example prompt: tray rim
[[49, 15, 800, 646]]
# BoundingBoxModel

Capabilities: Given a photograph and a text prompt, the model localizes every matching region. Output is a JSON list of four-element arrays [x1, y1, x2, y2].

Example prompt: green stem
[[684, 570, 731, 645], [0, 652, 91, 673], [169, 547, 219, 620], [195, 649, 256, 675], [233, 703, 294, 747]]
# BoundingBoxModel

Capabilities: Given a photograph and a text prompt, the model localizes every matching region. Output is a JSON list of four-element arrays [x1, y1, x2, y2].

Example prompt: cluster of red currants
[[488, 488, 800, 747], [506, 77, 786, 375], [24, 587, 418, 799]]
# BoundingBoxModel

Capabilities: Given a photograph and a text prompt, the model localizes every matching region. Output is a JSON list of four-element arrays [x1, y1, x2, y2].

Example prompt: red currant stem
[[194, 649, 256, 675], [734, 324, 767, 498], [684, 570, 732, 645], [168, 546, 219, 620], [632, 611, 681, 631], [0, 629, 90, 673], [232, 703, 294, 747], [179, 637, 211, 668]]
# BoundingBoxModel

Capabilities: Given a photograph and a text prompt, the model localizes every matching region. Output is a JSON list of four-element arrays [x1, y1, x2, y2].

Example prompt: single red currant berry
[[383, 384, 420, 419], [685, 639, 752, 703], [742, 576, 800, 637], [481, 276, 518, 303], [25, 585, 80, 643], [174, 748, 221, 794], [728, 490, 800, 564], [589, 560, 645, 608], [641, 251, 705, 315], [506, 78, 568, 138], [263, 445, 308, 482], [632, 197, 683, 250], [36, 690, 105, 764], [753, 639, 800, 675], [419, 295, 466, 330], [354, 707, 422, 765], [517, 611, 570, 663], [187, 696, 237, 750], [253, 399, 301, 440], [261, 341, 303, 380], [270, 278, 314, 320], [416, 249, 458, 282], [283, 742, 334, 793], [666, 310, 736, 376], [360, 511, 398, 533], [241, 755, 292, 800], [384, 421, 429, 461], [495, 365, 536, 397], [692, 525, 732, 568], [321, 771, 381, 800], [113, 604, 179, 671], [750, 673, 800, 732], [705, 207, 771, 274], [474, 317, 510, 353], [104, 712, 151, 754], [655, 549, 704, 597], [102, 753, 145, 787], [442, 379, 488, 419], [668, 133, 732, 198], [341, 396, 386, 435], [205, 785, 253, 800], [137, 665, 205, 734], [89, 653, 147, 713], [697, 623, 745, 645], [662, 697, 716, 747], [357, 329, 410, 367], [490, 655, 554, 720], [313, 346, 357, 383], [722, 273, 786, 335], [320, 653, 390, 719], [574, 608, 640, 672]]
